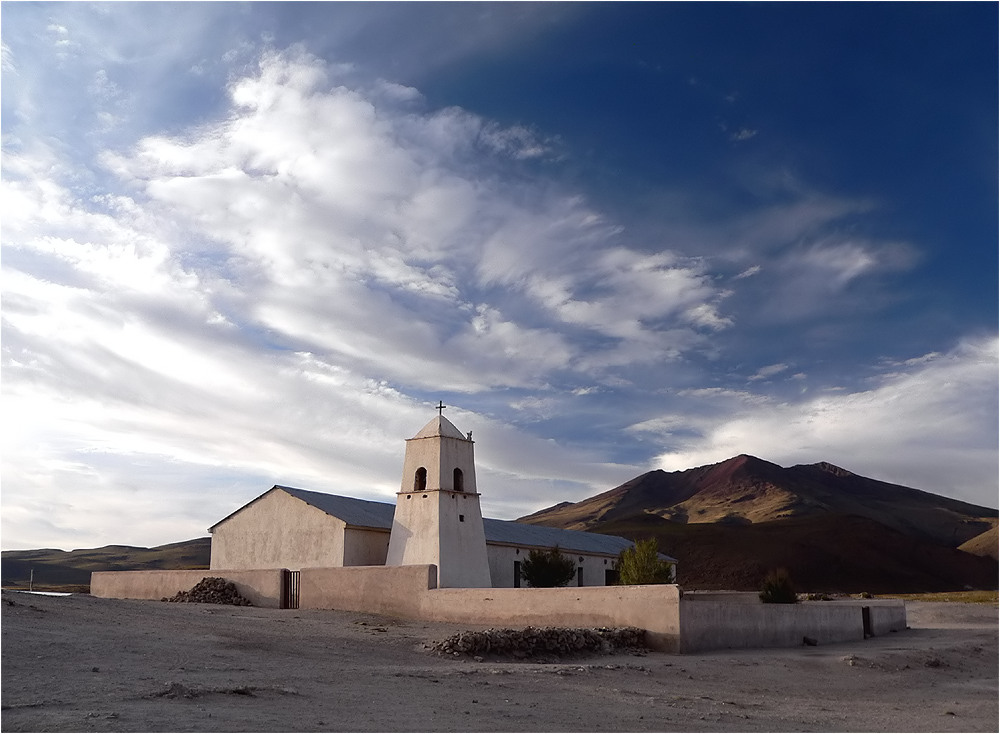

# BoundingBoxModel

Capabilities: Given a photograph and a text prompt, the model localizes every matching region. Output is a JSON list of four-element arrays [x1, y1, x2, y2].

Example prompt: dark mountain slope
[[593, 512, 999, 593]]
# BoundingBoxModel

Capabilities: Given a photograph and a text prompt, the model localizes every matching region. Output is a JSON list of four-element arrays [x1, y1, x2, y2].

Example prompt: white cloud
[[651, 336, 999, 507], [748, 363, 789, 382], [1, 48, 721, 548]]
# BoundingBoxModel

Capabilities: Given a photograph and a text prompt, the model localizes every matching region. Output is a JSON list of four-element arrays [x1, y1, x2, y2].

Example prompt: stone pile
[[162, 577, 253, 606], [432, 626, 646, 659]]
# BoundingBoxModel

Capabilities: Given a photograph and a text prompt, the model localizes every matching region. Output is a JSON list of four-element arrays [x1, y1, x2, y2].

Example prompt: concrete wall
[[211, 489, 346, 570], [865, 602, 908, 636], [90, 569, 285, 608], [486, 544, 620, 588], [299, 564, 683, 652], [677, 598, 907, 653]]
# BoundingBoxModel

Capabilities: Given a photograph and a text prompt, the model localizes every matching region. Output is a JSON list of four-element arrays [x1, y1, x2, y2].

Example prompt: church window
[[454, 467, 464, 492], [414, 467, 427, 492]]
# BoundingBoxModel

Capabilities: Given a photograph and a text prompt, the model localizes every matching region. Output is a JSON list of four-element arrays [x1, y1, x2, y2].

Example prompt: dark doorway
[[862, 606, 873, 638], [514, 561, 521, 588], [577, 567, 584, 587], [281, 569, 300, 609], [604, 569, 620, 586]]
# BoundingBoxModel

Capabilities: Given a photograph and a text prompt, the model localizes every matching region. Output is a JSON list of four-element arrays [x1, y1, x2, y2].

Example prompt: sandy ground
[[1, 590, 996, 732]]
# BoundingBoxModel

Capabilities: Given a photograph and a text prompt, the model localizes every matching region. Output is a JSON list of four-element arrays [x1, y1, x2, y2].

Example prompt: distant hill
[[520, 455, 998, 593], [959, 525, 1000, 561], [1, 538, 211, 589]]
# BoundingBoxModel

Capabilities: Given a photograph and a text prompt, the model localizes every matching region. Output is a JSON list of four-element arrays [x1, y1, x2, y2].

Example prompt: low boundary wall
[[678, 598, 908, 653], [91, 566, 907, 654], [90, 569, 285, 609], [299, 565, 683, 652]]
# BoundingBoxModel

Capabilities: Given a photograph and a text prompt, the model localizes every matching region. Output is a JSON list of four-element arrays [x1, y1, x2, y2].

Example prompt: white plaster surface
[[211, 488, 346, 570]]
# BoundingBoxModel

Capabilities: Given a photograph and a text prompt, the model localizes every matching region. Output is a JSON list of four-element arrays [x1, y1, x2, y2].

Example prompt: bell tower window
[[414, 467, 427, 492], [453, 467, 464, 493]]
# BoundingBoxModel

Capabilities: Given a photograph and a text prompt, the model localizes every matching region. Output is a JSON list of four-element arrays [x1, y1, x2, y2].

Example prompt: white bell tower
[[385, 405, 492, 588]]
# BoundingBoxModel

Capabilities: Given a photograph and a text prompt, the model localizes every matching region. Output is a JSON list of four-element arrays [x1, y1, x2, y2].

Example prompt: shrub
[[617, 538, 675, 585], [520, 546, 577, 588], [759, 568, 798, 604]]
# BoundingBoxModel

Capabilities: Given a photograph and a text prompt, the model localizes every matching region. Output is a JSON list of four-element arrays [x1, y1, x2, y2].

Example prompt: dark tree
[[759, 568, 798, 603], [520, 545, 577, 588]]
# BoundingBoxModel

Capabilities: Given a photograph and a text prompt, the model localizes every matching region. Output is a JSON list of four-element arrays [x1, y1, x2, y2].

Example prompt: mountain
[[1, 538, 211, 589], [519, 455, 996, 546], [519, 455, 998, 593]]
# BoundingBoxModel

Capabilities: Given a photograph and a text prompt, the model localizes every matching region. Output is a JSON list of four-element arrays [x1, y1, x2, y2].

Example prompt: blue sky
[[2, 2, 996, 551]]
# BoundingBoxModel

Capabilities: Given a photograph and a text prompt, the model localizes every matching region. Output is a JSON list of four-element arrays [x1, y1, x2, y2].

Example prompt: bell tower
[[385, 406, 492, 588]]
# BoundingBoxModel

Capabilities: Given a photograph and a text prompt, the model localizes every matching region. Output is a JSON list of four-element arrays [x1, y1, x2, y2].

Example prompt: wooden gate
[[281, 570, 300, 609]]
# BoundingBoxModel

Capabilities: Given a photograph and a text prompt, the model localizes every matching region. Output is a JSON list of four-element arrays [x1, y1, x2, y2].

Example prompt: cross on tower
[[436, 400, 447, 416]]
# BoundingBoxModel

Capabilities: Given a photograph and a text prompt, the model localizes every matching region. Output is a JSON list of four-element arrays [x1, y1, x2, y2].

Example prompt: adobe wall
[[90, 569, 285, 608], [299, 565, 683, 652], [299, 564, 437, 618], [420, 584, 682, 652]]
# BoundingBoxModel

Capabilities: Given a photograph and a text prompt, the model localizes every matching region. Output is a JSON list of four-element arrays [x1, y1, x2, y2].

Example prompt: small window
[[459, 514, 465, 522], [414, 467, 427, 492], [453, 467, 464, 492]]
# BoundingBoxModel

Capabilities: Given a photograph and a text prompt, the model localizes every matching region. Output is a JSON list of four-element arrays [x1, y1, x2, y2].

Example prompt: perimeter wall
[[90, 569, 285, 608], [90, 565, 907, 654]]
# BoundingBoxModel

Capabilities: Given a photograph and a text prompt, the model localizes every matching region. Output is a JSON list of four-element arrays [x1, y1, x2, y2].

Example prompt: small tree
[[617, 538, 675, 585], [759, 568, 798, 603], [520, 545, 577, 588]]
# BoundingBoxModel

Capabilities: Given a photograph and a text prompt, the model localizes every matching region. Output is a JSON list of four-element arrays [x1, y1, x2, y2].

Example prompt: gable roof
[[213, 485, 675, 561]]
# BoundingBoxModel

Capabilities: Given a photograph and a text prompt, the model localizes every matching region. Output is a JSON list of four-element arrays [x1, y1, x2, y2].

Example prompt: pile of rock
[[432, 626, 646, 659], [162, 577, 253, 606]]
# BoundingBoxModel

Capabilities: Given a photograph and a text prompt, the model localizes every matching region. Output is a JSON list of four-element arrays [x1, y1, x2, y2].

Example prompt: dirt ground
[[2, 590, 997, 732]]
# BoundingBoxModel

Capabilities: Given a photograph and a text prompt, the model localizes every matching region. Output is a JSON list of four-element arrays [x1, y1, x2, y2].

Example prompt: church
[[209, 410, 674, 588]]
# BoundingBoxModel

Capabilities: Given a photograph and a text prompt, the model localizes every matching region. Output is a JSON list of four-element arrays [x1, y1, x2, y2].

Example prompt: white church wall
[[386, 492, 441, 567], [211, 489, 346, 571], [343, 527, 390, 566], [486, 544, 621, 588], [435, 491, 490, 588]]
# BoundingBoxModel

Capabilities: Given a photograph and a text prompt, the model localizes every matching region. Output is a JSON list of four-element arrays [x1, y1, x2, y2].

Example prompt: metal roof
[[248, 486, 674, 561], [279, 486, 397, 530]]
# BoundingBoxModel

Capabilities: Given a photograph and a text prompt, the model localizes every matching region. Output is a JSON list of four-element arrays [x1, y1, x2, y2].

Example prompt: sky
[[2, 2, 997, 551]]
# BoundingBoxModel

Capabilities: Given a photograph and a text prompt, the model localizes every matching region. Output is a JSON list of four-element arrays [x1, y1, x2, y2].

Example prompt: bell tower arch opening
[[453, 467, 464, 493], [414, 467, 427, 492]]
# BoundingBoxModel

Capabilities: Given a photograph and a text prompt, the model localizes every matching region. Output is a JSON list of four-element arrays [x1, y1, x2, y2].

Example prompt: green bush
[[520, 546, 577, 588], [759, 568, 798, 603], [617, 538, 675, 585]]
